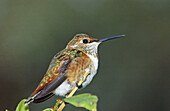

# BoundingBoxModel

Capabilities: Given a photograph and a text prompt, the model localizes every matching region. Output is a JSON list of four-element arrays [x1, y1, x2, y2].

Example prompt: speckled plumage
[[25, 33, 125, 104], [30, 49, 84, 97], [25, 34, 100, 104]]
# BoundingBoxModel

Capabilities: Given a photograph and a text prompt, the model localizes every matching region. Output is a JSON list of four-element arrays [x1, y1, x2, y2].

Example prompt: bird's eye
[[83, 39, 88, 44]]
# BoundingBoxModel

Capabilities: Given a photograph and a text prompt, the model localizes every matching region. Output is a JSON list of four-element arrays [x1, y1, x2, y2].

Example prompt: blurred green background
[[0, 0, 169, 111]]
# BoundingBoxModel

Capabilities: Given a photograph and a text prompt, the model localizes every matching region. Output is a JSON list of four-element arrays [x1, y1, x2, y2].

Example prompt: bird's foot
[[76, 81, 83, 89]]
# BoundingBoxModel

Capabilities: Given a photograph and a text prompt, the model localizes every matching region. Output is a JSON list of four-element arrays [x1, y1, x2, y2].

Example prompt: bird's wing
[[26, 49, 83, 103]]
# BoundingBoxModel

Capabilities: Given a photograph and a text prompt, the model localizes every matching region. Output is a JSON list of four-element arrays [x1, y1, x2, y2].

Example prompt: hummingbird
[[25, 33, 125, 104]]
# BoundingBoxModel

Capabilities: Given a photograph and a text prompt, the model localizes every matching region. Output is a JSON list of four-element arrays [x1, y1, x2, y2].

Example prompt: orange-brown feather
[[30, 49, 90, 97], [66, 52, 92, 83]]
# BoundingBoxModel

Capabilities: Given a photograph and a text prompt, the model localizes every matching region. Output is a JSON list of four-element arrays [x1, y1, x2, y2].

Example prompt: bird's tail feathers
[[24, 92, 40, 105]]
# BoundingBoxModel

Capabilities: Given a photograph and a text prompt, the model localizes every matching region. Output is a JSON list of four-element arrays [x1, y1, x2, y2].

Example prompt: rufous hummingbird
[[25, 33, 125, 104]]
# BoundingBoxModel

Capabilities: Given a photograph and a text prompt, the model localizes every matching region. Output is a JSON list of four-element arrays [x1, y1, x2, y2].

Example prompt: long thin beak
[[98, 34, 125, 42]]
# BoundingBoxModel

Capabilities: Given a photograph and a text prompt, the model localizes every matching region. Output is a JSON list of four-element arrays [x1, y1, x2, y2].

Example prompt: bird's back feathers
[[25, 49, 86, 104]]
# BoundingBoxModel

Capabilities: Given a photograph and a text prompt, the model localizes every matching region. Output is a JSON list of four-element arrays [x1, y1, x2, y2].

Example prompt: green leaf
[[43, 108, 54, 111], [16, 99, 29, 111], [63, 93, 98, 111]]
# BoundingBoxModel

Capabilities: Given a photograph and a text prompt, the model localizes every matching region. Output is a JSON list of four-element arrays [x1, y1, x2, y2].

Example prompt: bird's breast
[[81, 53, 98, 88], [54, 52, 99, 96], [86, 53, 98, 71]]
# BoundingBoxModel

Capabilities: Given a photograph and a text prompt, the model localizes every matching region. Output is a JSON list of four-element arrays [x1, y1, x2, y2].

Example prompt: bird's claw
[[76, 81, 83, 89]]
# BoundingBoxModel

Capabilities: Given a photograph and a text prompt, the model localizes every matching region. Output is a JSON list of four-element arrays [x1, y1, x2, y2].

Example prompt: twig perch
[[57, 71, 90, 111]]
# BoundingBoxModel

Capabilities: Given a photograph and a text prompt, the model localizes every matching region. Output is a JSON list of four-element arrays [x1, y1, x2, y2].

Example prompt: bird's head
[[66, 33, 125, 54]]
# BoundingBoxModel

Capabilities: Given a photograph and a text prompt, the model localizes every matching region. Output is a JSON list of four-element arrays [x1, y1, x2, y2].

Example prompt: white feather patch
[[82, 42, 99, 87], [54, 81, 73, 96], [82, 68, 97, 88], [86, 54, 98, 71]]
